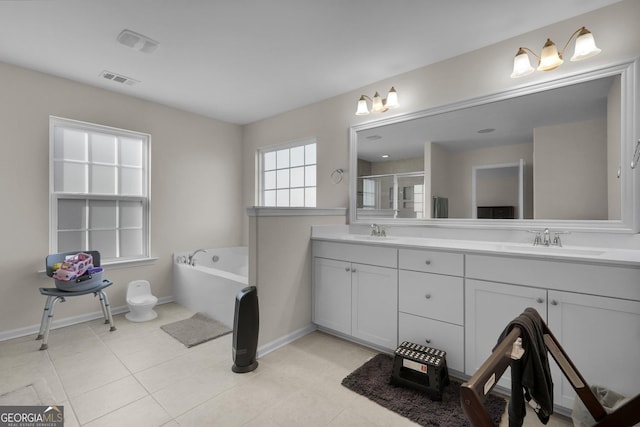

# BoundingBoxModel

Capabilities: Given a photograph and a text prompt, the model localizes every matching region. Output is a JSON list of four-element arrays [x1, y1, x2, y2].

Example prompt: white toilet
[[125, 280, 158, 322]]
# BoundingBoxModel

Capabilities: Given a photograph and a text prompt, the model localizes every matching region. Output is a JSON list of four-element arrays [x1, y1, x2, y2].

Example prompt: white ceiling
[[0, 0, 623, 125]]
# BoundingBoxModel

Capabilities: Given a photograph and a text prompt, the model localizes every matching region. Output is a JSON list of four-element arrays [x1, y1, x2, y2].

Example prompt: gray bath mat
[[342, 353, 506, 426], [161, 312, 232, 348]]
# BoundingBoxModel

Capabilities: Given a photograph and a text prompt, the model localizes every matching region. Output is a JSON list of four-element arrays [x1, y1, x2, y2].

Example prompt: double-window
[[49, 117, 150, 261], [259, 139, 316, 207]]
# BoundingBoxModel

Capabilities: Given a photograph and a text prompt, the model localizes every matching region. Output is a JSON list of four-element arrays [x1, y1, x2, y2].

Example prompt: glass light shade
[[537, 39, 563, 71], [385, 87, 399, 108], [570, 28, 601, 61], [511, 48, 535, 78], [371, 92, 384, 113], [355, 96, 370, 115]]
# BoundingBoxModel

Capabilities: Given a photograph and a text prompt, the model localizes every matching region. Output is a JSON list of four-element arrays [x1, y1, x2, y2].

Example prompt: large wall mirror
[[349, 60, 638, 232]]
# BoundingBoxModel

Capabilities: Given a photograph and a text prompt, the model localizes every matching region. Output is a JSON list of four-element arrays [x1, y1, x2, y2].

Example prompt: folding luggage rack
[[460, 310, 640, 426]]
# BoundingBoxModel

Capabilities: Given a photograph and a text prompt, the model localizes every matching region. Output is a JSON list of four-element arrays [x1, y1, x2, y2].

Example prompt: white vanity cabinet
[[547, 290, 640, 409], [465, 254, 640, 409], [312, 257, 352, 335], [312, 241, 398, 351], [398, 249, 465, 373], [351, 263, 398, 350], [465, 278, 548, 388]]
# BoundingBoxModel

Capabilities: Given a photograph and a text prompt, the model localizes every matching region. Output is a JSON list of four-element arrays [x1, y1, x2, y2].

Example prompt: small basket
[[55, 270, 104, 292], [46, 250, 104, 292]]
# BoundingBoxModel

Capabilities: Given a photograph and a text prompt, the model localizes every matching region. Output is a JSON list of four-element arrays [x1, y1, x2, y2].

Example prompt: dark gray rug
[[161, 312, 231, 348], [342, 353, 506, 427]]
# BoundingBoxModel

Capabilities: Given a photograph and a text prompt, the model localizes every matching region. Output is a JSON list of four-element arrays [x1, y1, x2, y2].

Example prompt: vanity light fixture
[[510, 27, 601, 78], [356, 87, 399, 115]]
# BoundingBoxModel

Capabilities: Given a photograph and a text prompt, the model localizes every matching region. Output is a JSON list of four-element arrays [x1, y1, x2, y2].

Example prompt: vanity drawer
[[313, 241, 397, 268], [399, 312, 464, 373], [399, 248, 463, 276], [466, 254, 640, 300], [399, 270, 463, 325]]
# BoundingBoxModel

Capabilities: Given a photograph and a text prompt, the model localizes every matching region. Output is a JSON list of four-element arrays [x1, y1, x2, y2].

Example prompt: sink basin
[[344, 235, 400, 243], [500, 244, 606, 257]]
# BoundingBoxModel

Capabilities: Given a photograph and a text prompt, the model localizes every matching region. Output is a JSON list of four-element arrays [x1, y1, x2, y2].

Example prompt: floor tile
[[69, 376, 148, 424], [83, 395, 171, 427], [0, 303, 577, 427], [51, 347, 131, 397]]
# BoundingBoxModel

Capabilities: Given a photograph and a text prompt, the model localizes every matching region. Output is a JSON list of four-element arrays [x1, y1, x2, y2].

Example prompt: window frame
[[258, 138, 317, 207], [49, 116, 152, 263]]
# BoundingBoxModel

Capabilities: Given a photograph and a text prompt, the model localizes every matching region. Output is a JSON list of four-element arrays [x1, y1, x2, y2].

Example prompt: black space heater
[[232, 286, 259, 373]]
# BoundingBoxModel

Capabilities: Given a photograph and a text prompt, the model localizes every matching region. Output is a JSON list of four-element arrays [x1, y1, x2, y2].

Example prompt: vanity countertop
[[311, 233, 640, 267]]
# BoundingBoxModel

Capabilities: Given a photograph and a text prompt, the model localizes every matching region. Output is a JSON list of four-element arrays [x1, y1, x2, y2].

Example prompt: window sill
[[245, 206, 347, 217], [102, 257, 159, 269]]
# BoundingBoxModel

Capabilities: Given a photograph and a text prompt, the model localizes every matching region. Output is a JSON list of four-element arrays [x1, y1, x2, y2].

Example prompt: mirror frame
[[349, 59, 638, 232]]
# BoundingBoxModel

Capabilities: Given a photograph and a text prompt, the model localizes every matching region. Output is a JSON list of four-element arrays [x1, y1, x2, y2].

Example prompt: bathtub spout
[[189, 249, 208, 266]]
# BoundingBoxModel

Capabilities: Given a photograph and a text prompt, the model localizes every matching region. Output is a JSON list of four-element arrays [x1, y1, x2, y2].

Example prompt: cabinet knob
[[536, 297, 544, 304], [425, 260, 431, 265], [345, 267, 350, 272], [551, 300, 558, 306], [425, 294, 432, 299], [351, 268, 356, 273], [425, 338, 431, 344]]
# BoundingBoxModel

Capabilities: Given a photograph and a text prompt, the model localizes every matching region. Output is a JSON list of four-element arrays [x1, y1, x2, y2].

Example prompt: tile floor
[[0, 303, 574, 426]]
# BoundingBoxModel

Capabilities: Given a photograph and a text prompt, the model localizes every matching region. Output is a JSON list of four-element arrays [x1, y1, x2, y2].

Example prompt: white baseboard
[[0, 296, 174, 342], [257, 323, 317, 358]]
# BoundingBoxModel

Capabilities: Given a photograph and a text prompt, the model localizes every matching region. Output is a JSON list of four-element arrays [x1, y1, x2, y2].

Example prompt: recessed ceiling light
[[477, 128, 496, 134], [381, 154, 390, 158]]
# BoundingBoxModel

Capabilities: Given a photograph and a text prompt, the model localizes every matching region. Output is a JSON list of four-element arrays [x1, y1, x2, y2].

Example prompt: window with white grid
[[260, 140, 316, 207], [50, 117, 150, 261]]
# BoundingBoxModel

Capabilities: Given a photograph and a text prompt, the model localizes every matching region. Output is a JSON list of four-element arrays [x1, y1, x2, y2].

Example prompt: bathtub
[[173, 246, 248, 328]]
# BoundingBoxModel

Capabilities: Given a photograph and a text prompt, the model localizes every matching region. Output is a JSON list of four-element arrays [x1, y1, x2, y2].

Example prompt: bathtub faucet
[[189, 249, 207, 266]]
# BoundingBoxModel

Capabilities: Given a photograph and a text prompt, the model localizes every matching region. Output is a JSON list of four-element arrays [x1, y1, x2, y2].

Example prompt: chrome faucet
[[552, 230, 569, 247], [529, 229, 569, 246], [370, 224, 386, 237], [189, 249, 207, 266]]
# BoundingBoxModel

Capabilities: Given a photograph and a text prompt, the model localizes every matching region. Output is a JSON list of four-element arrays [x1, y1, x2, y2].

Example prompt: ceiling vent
[[100, 70, 139, 86], [117, 29, 159, 53]]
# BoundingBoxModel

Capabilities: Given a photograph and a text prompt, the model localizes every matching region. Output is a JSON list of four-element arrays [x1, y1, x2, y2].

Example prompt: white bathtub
[[173, 246, 248, 328]]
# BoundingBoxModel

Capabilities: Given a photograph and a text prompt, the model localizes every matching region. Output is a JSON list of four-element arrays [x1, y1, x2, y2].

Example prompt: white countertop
[[312, 233, 640, 267]]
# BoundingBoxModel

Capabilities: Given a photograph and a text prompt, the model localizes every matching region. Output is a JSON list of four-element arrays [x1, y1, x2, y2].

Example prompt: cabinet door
[[352, 263, 398, 350], [465, 279, 547, 380], [548, 290, 640, 409], [313, 257, 352, 335]]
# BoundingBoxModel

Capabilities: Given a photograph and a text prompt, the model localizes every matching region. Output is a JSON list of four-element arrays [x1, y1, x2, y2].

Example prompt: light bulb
[[511, 48, 535, 78], [570, 27, 601, 61], [385, 87, 399, 108], [537, 39, 563, 71], [355, 96, 370, 115]]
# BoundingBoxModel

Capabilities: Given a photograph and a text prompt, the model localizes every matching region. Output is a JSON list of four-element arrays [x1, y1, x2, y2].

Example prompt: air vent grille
[[100, 70, 139, 86], [117, 29, 159, 53]]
